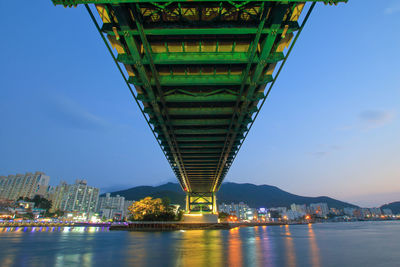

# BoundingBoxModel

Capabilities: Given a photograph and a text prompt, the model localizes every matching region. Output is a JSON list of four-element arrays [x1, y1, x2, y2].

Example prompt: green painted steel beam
[[54, 0, 348, 5], [166, 107, 234, 116], [186, 170, 215, 172], [138, 93, 264, 103], [129, 75, 272, 86], [180, 149, 223, 153], [166, 146, 237, 153], [188, 174, 214, 178], [175, 143, 239, 148], [175, 136, 230, 142], [154, 106, 257, 116], [212, 4, 288, 191], [140, 94, 242, 103], [52, 0, 346, 195], [104, 24, 299, 36], [185, 166, 218, 169], [185, 167, 218, 170], [151, 118, 251, 127], [161, 128, 230, 135], [182, 162, 219, 165], [144, 107, 234, 116], [185, 166, 217, 169], [118, 52, 284, 65], [112, 5, 191, 191], [178, 154, 228, 158], [170, 119, 231, 126]]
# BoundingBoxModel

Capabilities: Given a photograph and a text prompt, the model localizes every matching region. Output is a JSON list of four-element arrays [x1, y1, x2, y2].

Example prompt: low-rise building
[[124, 200, 135, 219], [309, 203, 329, 217], [383, 209, 393, 216]]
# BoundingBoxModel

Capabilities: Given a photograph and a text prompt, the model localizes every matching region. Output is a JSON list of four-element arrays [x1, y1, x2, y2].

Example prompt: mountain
[[106, 182, 358, 209], [106, 183, 184, 205], [381, 202, 400, 214], [218, 183, 357, 209]]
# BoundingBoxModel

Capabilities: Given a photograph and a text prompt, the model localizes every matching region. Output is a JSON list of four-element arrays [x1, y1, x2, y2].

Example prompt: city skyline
[[1, 0, 399, 207], [0, 170, 396, 209]]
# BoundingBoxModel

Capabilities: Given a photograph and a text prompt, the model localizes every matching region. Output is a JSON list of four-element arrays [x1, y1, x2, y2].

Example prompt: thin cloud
[[339, 109, 395, 131], [359, 109, 395, 129], [309, 144, 341, 158], [384, 3, 400, 14], [46, 94, 110, 131]]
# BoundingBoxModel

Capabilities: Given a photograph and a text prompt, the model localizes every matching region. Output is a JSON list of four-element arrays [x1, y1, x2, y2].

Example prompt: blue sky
[[1, 0, 399, 207]]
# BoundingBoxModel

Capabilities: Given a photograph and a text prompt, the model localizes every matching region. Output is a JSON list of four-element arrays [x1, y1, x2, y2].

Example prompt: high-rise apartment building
[[219, 202, 253, 220], [49, 182, 69, 212], [58, 180, 99, 215], [0, 172, 50, 200], [290, 203, 307, 214], [97, 193, 125, 220]]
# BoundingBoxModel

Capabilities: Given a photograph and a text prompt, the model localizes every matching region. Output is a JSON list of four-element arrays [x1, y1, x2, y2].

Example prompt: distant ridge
[[106, 182, 358, 209], [381, 202, 400, 214]]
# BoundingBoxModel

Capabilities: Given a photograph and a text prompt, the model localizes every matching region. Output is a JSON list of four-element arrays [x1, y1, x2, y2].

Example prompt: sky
[[0, 0, 399, 207]]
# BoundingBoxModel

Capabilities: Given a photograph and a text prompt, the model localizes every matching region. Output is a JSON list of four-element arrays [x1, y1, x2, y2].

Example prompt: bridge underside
[[53, 0, 346, 213]]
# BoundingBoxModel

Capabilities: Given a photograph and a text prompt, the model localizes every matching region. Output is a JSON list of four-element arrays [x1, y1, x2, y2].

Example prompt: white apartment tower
[[49, 181, 69, 212], [0, 172, 50, 200], [59, 179, 99, 214]]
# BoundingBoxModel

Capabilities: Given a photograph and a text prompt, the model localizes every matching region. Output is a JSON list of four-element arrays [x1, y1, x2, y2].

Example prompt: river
[[0, 221, 399, 266]]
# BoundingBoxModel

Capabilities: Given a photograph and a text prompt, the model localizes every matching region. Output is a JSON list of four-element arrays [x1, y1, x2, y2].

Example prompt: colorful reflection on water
[[0, 226, 109, 233], [0, 221, 399, 267]]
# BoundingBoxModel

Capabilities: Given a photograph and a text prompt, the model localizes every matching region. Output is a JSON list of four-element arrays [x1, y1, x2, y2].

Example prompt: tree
[[128, 197, 177, 221], [32, 195, 52, 211], [218, 212, 229, 219]]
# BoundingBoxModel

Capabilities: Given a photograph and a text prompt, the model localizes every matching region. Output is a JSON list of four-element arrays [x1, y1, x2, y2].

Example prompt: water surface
[[0, 221, 399, 266]]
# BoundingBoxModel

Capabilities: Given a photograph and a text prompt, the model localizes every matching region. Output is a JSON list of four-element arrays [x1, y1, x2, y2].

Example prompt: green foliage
[[19, 195, 53, 212], [128, 196, 179, 221], [176, 210, 184, 221], [162, 197, 171, 209], [32, 195, 52, 211], [218, 212, 229, 219]]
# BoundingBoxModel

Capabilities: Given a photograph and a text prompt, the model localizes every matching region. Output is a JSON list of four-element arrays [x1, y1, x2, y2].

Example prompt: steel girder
[[52, 0, 346, 204], [54, 0, 348, 5]]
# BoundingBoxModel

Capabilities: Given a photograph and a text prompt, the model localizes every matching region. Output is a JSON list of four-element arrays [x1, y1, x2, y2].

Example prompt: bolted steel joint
[[135, 61, 142, 67]]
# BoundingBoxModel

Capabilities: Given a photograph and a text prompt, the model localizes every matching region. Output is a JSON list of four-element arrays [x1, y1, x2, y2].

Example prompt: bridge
[[52, 0, 346, 215]]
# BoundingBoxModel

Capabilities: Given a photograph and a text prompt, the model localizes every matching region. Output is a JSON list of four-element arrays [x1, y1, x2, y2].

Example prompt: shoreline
[[110, 222, 287, 231], [0, 219, 398, 231]]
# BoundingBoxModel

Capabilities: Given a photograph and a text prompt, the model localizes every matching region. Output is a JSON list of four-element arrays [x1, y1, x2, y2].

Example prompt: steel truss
[[52, 0, 347, 212]]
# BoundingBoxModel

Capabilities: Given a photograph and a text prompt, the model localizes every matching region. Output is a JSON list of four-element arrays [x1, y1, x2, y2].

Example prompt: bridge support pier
[[186, 192, 217, 214]]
